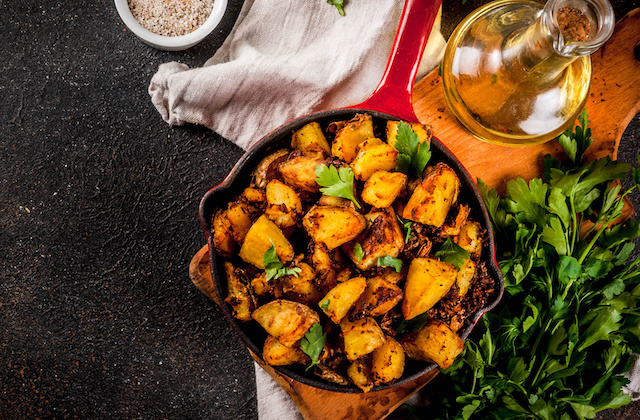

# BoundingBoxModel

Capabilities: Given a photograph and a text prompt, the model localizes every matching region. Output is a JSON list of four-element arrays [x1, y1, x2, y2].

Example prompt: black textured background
[[0, 1, 638, 419]]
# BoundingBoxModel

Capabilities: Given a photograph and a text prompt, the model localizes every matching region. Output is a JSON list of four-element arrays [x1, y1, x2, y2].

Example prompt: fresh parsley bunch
[[427, 110, 640, 419]]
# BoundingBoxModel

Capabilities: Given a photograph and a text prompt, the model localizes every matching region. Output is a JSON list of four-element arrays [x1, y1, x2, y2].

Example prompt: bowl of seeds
[[115, 0, 228, 51]]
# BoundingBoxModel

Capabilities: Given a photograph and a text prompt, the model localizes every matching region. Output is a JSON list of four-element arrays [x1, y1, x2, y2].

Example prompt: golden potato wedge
[[310, 242, 343, 292], [345, 207, 405, 271], [386, 120, 432, 147], [291, 121, 331, 158], [361, 171, 408, 208], [402, 257, 458, 320], [278, 155, 324, 193], [401, 321, 463, 369], [302, 205, 367, 250], [252, 149, 289, 189], [263, 335, 310, 366], [265, 179, 303, 229], [347, 358, 373, 393], [371, 336, 405, 386], [331, 113, 375, 163], [340, 317, 386, 361], [402, 162, 461, 228], [456, 220, 484, 257], [281, 262, 323, 305], [223, 200, 254, 244], [350, 138, 398, 181], [211, 209, 236, 257], [252, 299, 320, 347], [240, 187, 267, 216], [319, 276, 367, 324], [352, 276, 403, 318], [239, 215, 294, 269], [223, 262, 255, 322], [456, 258, 476, 298]]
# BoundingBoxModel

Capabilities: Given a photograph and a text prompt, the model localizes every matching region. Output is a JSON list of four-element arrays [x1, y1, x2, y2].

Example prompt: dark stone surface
[[0, 1, 638, 419]]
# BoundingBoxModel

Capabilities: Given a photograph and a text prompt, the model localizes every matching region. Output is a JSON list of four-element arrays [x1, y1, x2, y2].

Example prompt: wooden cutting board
[[189, 9, 640, 420]]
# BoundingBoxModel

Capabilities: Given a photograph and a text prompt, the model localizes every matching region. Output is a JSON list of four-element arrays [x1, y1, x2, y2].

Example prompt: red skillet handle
[[352, 0, 443, 123]]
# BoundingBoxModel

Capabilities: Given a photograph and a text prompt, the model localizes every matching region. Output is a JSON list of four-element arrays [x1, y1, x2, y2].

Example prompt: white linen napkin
[[149, 0, 446, 150]]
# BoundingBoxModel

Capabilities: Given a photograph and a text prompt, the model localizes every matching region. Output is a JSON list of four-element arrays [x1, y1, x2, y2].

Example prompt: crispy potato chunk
[[352, 276, 403, 318], [440, 204, 471, 237], [385, 120, 432, 147], [456, 259, 476, 297], [371, 336, 405, 386], [223, 262, 255, 322], [347, 358, 373, 393], [265, 180, 303, 229], [402, 257, 458, 320], [211, 209, 236, 257], [303, 205, 367, 250], [279, 155, 324, 193], [317, 194, 361, 211], [361, 171, 408, 209], [263, 335, 310, 366], [340, 317, 386, 361], [281, 262, 323, 305], [401, 322, 463, 369], [345, 207, 405, 271], [253, 149, 290, 189], [310, 242, 343, 292], [456, 220, 483, 257], [252, 299, 320, 347], [291, 121, 331, 158], [331, 114, 375, 163], [239, 215, 294, 269], [319, 276, 367, 324], [402, 163, 460, 228], [350, 138, 398, 181]]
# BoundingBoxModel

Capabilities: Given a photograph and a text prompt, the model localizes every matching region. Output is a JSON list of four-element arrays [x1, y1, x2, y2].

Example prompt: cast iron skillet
[[199, 0, 505, 393]]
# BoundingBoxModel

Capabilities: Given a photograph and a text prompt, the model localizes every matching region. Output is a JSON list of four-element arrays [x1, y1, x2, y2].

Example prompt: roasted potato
[[350, 138, 398, 181], [302, 205, 367, 250], [211, 209, 236, 257], [279, 155, 324, 193], [331, 113, 375, 163], [371, 336, 405, 385], [281, 262, 323, 305], [402, 162, 461, 228], [252, 299, 320, 347], [456, 258, 476, 297], [456, 220, 484, 257], [265, 179, 303, 229], [319, 276, 367, 324], [223, 262, 255, 322], [352, 276, 403, 319], [291, 121, 331, 158], [253, 149, 289, 189], [385, 120, 432, 147], [239, 215, 294, 269], [344, 207, 405, 271], [347, 358, 373, 393], [401, 321, 464, 369], [361, 170, 408, 208], [340, 317, 386, 361], [402, 257, 458, 320], [263, 335, 310, 366]]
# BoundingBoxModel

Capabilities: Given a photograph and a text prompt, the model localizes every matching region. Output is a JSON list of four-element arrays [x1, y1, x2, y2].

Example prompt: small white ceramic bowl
[[114, 0, 228, 51]]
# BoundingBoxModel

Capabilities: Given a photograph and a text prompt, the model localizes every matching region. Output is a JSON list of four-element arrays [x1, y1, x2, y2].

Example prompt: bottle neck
[[502, 0, 614, 84]]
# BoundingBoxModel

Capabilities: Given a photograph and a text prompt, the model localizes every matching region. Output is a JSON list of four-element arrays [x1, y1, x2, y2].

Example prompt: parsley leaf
[[315, 164, 361, 209], [326, 0, 345, 16], [300, 323, 327, 370], [377, 255, 403, 272], [396, 214, 415, 243], [434, 237, 470, 270], [557, 108, 592, 164], [353, 243, 364, 263], [393, 121, 431, 178], [263, 240, 301, 281]]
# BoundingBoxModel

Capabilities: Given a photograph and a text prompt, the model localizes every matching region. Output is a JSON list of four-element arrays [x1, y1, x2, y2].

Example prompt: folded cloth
[[149, 0, 446, 150]]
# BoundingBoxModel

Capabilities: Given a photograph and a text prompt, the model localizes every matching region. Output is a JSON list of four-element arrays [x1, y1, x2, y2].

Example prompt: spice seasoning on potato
[[210, 113, 496, 391]]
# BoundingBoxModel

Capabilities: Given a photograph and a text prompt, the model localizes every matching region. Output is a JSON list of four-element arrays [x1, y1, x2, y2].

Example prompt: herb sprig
[[263, 241, 301, 281], [326, 0, 345, 16], [315, 164, 361, 209], [428, 111, 640, 419], [394, 121, 431, 178], [300, 323, 327, 370]]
